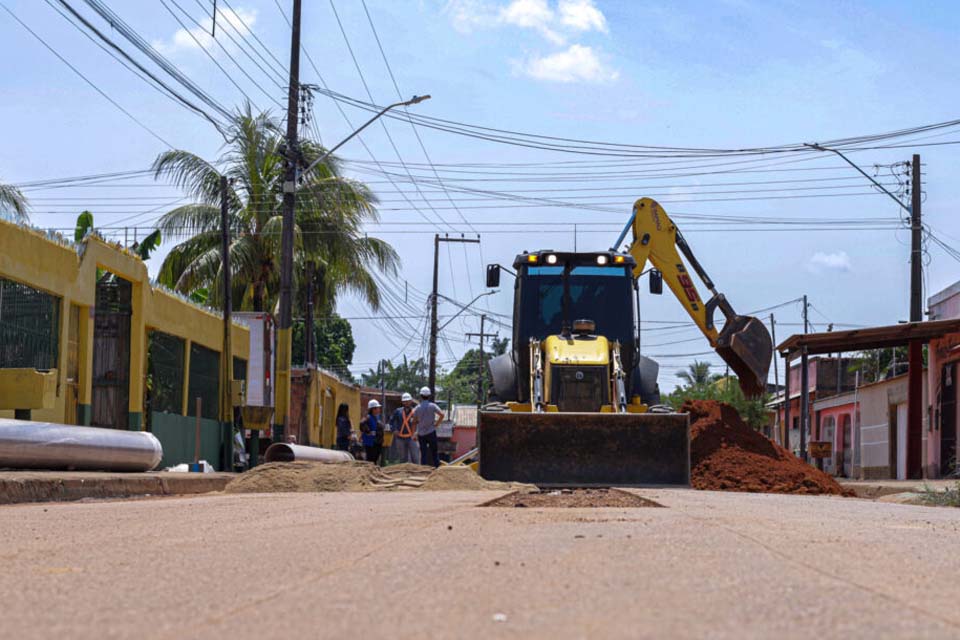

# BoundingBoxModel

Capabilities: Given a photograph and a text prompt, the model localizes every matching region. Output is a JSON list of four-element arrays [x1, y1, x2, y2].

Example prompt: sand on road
[[3, 488, 960, 640]]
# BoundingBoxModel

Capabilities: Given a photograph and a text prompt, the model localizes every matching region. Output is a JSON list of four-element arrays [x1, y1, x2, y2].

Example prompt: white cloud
[[444, 0, 498, 33], [153, 7, 258, 55], [446, 0, 608, 42], [516, 44, 618, 83], [558, 0, 607, 33], [807, 251, 852, 273], [500, 0, 564, 44]]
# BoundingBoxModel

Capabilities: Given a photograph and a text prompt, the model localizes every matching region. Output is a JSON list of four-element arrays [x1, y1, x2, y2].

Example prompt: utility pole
[[275, 0, 302, 444], [428, 234, 481, 396], [304, 261, 315, 365], [219, 175, 234, 471], [465, 315, 496, 407], [910, 154, 922, 323], [907, 153, 924, 478], [770, 314, 780, 444], [802, 294, 809, 334]]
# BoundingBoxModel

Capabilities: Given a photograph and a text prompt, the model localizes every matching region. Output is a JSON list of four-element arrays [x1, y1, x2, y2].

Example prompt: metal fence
[[188, 343, 220, 420], [147, 331, 185, 415], [0, 277, 60, 370]]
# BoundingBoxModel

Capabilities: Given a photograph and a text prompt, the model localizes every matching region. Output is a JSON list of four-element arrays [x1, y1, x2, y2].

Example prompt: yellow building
[[0, 220, 249, 469]]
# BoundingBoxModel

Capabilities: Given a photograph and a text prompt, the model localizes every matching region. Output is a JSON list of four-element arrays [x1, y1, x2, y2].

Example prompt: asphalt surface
[[4, 488, 960, 639]]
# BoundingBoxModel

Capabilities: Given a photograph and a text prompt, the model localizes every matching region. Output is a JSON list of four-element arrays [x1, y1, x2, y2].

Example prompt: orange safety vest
[[398, 408, 415, 438]]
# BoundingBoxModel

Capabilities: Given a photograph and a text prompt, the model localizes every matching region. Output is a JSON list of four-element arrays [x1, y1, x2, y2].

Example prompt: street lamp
[[438, 291, 499, 331], [274, 94, 431, 442]]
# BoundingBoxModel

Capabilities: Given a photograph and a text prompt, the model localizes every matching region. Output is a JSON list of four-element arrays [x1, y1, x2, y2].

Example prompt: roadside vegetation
[[665, 360, 770, 430], [918, 481, 960, 507]]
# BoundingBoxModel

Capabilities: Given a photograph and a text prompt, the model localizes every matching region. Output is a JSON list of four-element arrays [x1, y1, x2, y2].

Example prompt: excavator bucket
[[716, 315, 773, 398], [478, 411, 690, 487]]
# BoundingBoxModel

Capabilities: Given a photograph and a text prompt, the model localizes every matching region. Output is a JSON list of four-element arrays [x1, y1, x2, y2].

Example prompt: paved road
[[4, 489, 960, 639]]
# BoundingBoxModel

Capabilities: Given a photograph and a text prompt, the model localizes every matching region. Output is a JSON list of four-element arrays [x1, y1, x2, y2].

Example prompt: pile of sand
[[684, 400, 852, 496], [225, 460, 527, 493], [225, 461, 393, 493], [417, 465, 533, 492]]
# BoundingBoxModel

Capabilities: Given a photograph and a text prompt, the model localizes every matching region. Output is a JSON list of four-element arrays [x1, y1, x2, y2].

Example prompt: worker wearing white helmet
[[389, 392, 420, 464], [359, 398, 384, 465], [411, 386, 445, 467]]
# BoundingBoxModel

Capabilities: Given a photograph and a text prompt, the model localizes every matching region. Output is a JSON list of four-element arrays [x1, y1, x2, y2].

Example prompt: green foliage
[[293, 314, 356, 380], [848, 346, 927, 384], [152, 103, 398, 314], [665, 361, 770, 430], [0, 181, 28, 223], [361, 356, 428, 394], [75, 210, 94, 243], [918, 481, 960, 507], [133, 229, 162, 260], [438, 337, 509, 405]]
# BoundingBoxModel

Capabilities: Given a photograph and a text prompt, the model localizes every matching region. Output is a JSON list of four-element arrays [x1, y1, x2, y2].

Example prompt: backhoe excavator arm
[[620, 197, 773, 396]]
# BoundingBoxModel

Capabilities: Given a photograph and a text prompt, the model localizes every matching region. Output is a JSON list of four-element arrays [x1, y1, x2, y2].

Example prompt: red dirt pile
[[684, 400, 852, 496]]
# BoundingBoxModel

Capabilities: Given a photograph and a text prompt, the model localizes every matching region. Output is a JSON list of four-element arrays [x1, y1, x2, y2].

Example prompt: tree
[[361, 357, 428, 393], [848, 346, 925, 384], [152, 104, 398, 314], [664, 361, 770, 430], [74, 210, 161, 260], [438, 337, 509, 405], [292, 313, 356, 379], [0, 181, 28, 223], [676, 360, 720, 387]]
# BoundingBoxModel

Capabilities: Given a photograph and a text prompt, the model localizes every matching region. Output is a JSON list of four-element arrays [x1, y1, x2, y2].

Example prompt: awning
[[777, 318, 960, 359]]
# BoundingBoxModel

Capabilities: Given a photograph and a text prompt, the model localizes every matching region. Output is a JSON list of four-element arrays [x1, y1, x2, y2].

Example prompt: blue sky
[[3, 0, 960, 390]]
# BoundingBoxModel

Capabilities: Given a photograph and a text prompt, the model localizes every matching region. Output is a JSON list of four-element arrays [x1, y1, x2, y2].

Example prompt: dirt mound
[[684, 400, 852, 496], [225, 461, 393, 493], [418, 465, 534, 492], [383, 463, 434, 475], [485, 488, 662, 508]]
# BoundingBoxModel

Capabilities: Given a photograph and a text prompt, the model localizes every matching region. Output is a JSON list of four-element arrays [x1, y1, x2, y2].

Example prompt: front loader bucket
[[478, 411, 689, 487], [716, 315, 773, 398]]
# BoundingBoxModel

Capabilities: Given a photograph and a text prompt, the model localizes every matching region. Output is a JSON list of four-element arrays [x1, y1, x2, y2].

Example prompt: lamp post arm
[[804, 143, 911, 213], [300, 95, 431, 183], [438, 291, 498, 331]]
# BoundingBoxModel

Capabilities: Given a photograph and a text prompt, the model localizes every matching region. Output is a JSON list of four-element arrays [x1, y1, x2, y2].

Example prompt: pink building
[[449, 405, 478, 459], [926, 282, 960, 477]]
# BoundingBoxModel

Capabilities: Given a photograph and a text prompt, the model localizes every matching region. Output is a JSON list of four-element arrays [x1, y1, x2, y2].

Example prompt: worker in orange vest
[[389, 392, 420, 464]]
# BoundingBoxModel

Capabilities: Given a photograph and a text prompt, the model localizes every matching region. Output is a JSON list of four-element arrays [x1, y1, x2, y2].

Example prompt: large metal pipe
[[264, 443, 353, 464], [0, 419, 163, 472]]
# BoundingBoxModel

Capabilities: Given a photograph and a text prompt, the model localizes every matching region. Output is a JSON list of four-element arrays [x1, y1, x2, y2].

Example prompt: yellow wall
[[0, 220, 249, 426], [315, 368, 362, 448]]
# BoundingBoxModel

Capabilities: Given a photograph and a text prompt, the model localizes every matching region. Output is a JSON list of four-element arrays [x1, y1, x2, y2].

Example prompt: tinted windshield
[[519, 265, 634, 344]]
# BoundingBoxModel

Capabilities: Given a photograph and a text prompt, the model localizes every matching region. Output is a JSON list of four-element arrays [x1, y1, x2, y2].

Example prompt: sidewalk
[[840, 478, 958, 499], [0, 471, 233, 505]]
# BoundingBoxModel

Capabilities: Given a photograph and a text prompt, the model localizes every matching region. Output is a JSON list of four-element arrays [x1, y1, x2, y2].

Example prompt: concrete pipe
[[264, 443, 353, 464], [0, 419, 163, 472]]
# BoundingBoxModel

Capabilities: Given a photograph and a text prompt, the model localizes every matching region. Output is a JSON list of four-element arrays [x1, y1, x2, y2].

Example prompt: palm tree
[[0, 181, 28, 223], [152, 104, 398, 313], [676, 360, 719, 388]]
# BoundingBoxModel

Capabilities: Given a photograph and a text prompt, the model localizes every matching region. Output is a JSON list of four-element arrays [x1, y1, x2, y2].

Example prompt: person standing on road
[[335, 403, 352, 452], [389, 392, 420, 464], [411, 386, 444, 468], [360, 399, 384, 465]]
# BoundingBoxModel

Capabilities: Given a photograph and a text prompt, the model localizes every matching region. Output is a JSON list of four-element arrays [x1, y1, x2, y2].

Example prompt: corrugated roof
[[451, 404, 478, 428], [777, 318, 960, 358]]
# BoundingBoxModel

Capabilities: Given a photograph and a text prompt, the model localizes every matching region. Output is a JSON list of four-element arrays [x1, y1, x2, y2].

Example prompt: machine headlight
[[596, 255, 609, 265], [613, 255, 625, 264], [527, 254, 538, 264], [546, 254, 558, 265]]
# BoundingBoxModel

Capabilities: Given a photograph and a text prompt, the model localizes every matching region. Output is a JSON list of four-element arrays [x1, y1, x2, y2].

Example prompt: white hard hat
[[401, 392, 413, 402], [367, 399, 381, 410], [419, 386, 431, 398]]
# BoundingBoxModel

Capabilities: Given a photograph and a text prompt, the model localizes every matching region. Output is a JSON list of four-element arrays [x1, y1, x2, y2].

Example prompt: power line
[[1, 2, 174, 147]]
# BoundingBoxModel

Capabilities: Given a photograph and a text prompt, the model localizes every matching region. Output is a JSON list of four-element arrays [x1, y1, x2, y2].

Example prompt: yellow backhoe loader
[[478, 197, 772, 486]]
